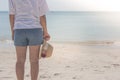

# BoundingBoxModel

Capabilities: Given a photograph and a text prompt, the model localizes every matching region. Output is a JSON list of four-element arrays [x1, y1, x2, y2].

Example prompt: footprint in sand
[[72, 76, 77, 79], [0, 70, 3, 72], [40, 75, 51, 78], [112, 64, 120, 67], [103, 66, 111, 68], [66, 66, 71, 68], [54, 73, 61, 76], [72, 76, 82, 80]]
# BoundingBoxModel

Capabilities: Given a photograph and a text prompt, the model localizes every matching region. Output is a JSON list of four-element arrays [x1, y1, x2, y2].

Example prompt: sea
[[1, 11, 120, 44]]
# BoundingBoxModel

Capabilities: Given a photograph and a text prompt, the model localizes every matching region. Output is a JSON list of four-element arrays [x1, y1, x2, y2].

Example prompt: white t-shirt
[[9, 0, 49, 30]]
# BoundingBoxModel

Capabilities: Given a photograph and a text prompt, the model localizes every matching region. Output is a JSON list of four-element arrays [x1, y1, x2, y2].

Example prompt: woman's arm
[[9, 15, 15, 40], [40, 15, 50, 41]]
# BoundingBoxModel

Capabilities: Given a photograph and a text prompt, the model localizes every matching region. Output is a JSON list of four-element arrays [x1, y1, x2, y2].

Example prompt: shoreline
[[1, 39, 120, 46]]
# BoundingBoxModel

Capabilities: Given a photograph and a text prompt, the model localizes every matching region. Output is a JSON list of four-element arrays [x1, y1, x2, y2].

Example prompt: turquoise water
[[0, 11, 120, 42]]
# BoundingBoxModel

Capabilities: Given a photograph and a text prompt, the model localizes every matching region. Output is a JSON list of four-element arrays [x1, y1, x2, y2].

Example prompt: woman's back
[[9, 0, 49, 29]]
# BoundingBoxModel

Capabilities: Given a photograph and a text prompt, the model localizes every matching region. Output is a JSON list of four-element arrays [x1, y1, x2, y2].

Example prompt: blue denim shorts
[[14, 28, 43, 46]]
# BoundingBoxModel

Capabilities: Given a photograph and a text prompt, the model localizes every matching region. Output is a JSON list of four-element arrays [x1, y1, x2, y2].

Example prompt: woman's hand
[[43, 31, 50, 41]]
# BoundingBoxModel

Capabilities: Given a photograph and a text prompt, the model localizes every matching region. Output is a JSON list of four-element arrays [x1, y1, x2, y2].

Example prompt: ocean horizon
[[1, 11, 120, 44]]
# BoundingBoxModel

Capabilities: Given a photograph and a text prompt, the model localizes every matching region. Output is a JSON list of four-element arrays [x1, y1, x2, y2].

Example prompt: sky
[[0, 0, 120, 11]]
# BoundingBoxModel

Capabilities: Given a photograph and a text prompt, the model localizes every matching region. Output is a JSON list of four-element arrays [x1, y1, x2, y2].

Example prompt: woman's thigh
[[29, 45, 41, 62], [15, 46, 27, 62]]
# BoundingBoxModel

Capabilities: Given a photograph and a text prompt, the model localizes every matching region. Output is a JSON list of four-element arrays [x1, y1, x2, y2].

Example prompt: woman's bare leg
[[29, 45, 40, 80], [15, 46, 27, 80]]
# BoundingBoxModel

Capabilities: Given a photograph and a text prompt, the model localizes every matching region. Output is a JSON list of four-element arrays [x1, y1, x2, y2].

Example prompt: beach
[[0, 42, 120, 80], [1, 5, 120, 80]]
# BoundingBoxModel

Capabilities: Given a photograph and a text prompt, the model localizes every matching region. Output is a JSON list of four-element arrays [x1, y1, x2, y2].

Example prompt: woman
[[9, 0, 50, 80]]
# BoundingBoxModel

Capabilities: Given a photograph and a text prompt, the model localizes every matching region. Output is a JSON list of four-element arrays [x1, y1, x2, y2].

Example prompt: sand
[[0, 42, 120, 80]]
